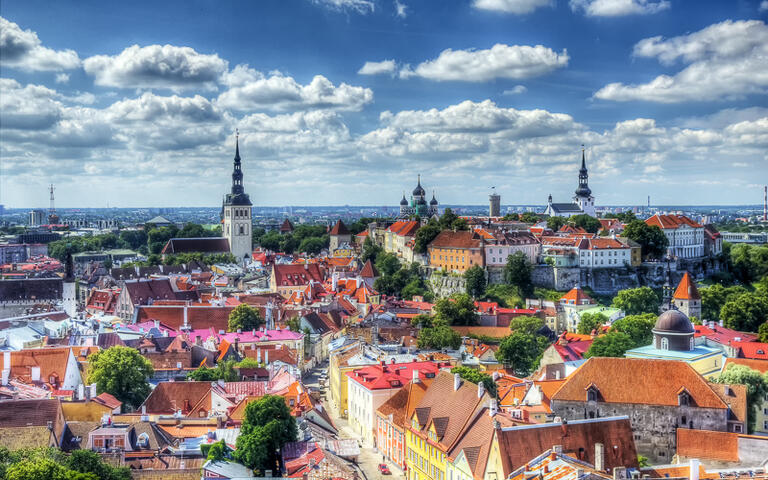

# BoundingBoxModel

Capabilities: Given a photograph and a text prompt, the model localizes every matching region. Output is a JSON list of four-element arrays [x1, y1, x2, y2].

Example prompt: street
[[304, 361, 406, 480]]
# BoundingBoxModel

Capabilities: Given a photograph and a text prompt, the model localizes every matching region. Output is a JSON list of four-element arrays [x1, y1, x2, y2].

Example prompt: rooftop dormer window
[[678, 391, 690, 407]]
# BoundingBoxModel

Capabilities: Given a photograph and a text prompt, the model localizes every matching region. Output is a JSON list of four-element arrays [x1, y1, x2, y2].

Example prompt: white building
[[645, 214, 704, 259], [544, 148, 596, 218], [485, 231, 540, 283], [222, 134, 253, 262], [578, 237, 631, 269]]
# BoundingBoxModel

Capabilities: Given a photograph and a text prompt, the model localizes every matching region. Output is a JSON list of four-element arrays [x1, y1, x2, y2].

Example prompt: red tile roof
[[674, 272, 701, 300], [551, 357, 728, 409], [273, 263, 325, 287], [559, 287, 594, 304], [329, 220, 350, 236], [676, 428, 738, 462], [645, 214, 702, 230], [387, 220, 420, 237], [429, 230, 484, 249], [135, 305, 235, 331], [723, 357, 768, 373], [694, 324, 757, 345], [733, 341, 768, 360], [347, 361, 444, 391], [360, 259, 379, 278]]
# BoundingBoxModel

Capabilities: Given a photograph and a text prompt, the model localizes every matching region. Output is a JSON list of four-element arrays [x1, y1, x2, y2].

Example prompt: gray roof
[[549, 203, 583, 213], [146, 216, 172, 224], [203, 460, 254, 478]]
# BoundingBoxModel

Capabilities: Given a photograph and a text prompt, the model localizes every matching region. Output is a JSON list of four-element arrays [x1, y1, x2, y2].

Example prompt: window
[[734, 424, 742, 433], [587, 388, 598, 402], [678, 392, 690, 407], [661, 337, 669, 350]]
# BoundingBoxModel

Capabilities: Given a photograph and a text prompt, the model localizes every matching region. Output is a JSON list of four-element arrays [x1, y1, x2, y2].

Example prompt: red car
[[378, 464, 391, 475]]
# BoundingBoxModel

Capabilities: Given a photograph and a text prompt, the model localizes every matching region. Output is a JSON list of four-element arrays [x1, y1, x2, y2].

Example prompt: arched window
[[689, 338, 694, 350], [661, 337, 669, 350]]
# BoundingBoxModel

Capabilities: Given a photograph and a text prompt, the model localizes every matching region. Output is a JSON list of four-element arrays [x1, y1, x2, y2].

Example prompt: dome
[[416, 197, 427, 206], [413, 175, 425, 196], [653, 309, 694, 334], [400, 195, 408, 206], [430, 193, 438, 206]]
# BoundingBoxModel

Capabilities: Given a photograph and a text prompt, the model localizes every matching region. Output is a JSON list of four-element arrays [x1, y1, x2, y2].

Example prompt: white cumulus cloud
[[311, 0, 375, 13], [83, 44, 228, 90], [0, 16, 80, 71], [473, 0, 553, 14], [358, 60, 398, 75], [503, 85, 528, 95], [595, 20, 768, 103], [569, 0, 670, 16], [217, 64, 373, 112], [399, 44, 568, 82]]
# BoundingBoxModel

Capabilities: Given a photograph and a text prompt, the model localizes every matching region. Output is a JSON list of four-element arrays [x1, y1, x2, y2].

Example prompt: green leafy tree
[[434, 294, 477, 326], [451, 218, 469, 231], [87, 346, 153, 410], [418, 318, 462, 350], [411, 314, 434, 328], [605, 211, 637, 223], [414, 219, 442, 254], [495, 332, 549, 376], [612, 287, 659, 315], [570, 214, 602, 234], [714, 364, 768, 433], [375, 252, 402, 276], [298, 237, 325, 255], [235, 395, 298, 473], [361, 236, 383, 262], [584, 331, 635, 358], [700, 284, 748, 321], [546, 216, 567, 232], [464, 265, 487, 299], [451, 366, 497, 397], [228, 304, 263, 332], [258, 231, 282, 251], [610, 313, 657, 347], [483, 284, 522, 308], [502, 214, 519, 221], [520, 212, 540, 224], [187, 360, 239, 382], [577, 312, 608, 335], [758, 322, 768, 343], [504, 251, 533, 298], [286, 316, 301, 332], [439, 208, 459, 230], [206, 440, 230, 462], [720, 292, 768, 333], [622, 220, 668, 259], [68, 449, 131, 480], [279, 234, 298, 254], [235, 357, 263, 369], [509, 316, 544, 335]]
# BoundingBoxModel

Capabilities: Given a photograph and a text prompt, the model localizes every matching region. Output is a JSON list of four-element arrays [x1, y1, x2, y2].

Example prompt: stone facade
[[550, 400, 730, 464]]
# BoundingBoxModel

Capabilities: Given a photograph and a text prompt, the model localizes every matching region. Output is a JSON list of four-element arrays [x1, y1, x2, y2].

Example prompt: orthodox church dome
[[430, 193, 438, 206], [400, 195, 408, 206]]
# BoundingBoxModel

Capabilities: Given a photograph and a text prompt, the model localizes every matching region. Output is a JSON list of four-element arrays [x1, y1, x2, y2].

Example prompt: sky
[[1, 0, 767, 208]]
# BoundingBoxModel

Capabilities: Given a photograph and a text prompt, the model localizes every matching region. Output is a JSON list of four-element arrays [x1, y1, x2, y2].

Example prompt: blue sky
[[1, 0, 767, 208]]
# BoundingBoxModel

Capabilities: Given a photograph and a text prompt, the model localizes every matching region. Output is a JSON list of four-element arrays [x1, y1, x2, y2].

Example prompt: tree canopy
[[621, 220, 668, 259], [87, 346, 153, 410], [418, 318, 462, 350], [228, 304, 263, 332], [577, 312, 608, 335], [546, 216, 567, 232], [720, 291, 768, 333], [714, 364, 768, 433], [584, 331, 635, 358], [495, 332, 548, 376], [434, 294, 477, 326], [509, 316, 544, 335], [235, 395, 298, 473], [0, 447, 130, 480], [610, 313, 657, 347], [612, 287, 659, 315], [451, 366, 497, 397], [504, 251, 533, 298], [187, 359, 239, 382], [464, 265, 487, 299], [570, 214, 602, 234]]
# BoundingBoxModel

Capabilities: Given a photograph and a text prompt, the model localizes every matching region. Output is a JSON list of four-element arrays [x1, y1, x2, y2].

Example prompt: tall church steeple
[[231, 130, 244, 196], [222, 131, 253, 262], [575, 146, 591, 198]]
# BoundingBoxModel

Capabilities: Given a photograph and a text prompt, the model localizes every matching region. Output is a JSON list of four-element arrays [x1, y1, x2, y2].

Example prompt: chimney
[[195, 335, 201, 346], [595, 443, 604, 472], [552, 445, 562, 455], [1, 369, 9, 386], [689, 459, 699, 480], [183, 305, 188, 329], [489, 399, 498, 417], [257, 348, 262, 363], [613, 467, 627, 480], [454, 373, 461, 391], [719, 320, 723, 327], [154, 320, 160, 329], [31, 366, 41, 382], [3, 351, 10, 368], [478, 380, 485, 398], [413, 369, 420, 384], [90, 384, 97, 398], [264, 350, 269, 365], [77, 384, 85, 400]]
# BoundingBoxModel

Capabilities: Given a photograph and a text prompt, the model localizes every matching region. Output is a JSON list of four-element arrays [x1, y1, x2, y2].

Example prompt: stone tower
[[222, 133, 253, 262], [673, 272, 702, 321]]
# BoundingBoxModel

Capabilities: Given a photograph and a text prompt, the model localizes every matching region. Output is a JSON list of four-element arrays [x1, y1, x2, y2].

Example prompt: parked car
[[378, 464, 391, 475]]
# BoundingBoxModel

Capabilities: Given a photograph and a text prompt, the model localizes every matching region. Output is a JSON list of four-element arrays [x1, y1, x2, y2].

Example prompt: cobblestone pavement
[[304, 361, 406, 480]]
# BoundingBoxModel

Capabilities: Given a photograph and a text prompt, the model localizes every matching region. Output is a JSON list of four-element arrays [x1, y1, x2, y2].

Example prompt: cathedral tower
[[573, 147, 596, 217], [222, 132, 253, 261]]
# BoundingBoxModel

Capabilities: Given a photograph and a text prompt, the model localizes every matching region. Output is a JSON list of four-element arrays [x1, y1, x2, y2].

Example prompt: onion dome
[[400, 194, 408, 206], [430, 191, 438, 206], [416, 197, 427, 206], [413, 174, 426, 197]]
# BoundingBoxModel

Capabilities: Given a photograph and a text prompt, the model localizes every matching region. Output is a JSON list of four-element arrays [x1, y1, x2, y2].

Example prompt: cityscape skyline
[[2, 1, 767, 208]]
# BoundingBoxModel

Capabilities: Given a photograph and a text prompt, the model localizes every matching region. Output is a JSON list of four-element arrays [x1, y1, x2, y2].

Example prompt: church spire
[[234, 129, 241, 162], [231, 130, 244, 196], [574, 144, 591, 198]]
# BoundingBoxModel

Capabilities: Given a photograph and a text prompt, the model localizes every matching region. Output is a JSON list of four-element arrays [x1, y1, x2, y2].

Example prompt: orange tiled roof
[[559, 287, 594, 304], [723, 357, 768, 373], [329, 220, 350, 236], [645, 214, 703, 230], [429, 230, 484, 250], [551, 357, 728, 409], [676, 428, 739, 462], [674, 272, 701, 300]]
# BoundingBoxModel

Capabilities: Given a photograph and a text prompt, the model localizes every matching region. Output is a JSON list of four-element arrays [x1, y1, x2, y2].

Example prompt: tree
[[235, 395, 298, 473], [622, 220, 668, 259], [720, 292, 768, 333], [418, 318, 462, 350], [495, 332, 549, 376], [700, 284, 748, 322], [228, 304, 263, 332], [451, 366, 497, 397], [258, 231, 282, 251], [298, 237, 325, 255], [361, 236, 383, 262], [504, 251, 533, 298], [187, 360, 239, 382], [206, 440, 229, 462], [483, 284, 522, 308], [610, 313, 657, 347], [577, 312, 608, 335], [759, 322, 768, 343], [570, 214, 602, 234], [68, 449, 131, 480], [605, 211, 636, 223], [714, 364, 768, 433], [414, 220, 442, 254], [611, 287, 659, 315], [520, 212, 540, 224], [434, 294, 477, 326], [411, 314, 433, 328], [439, 208, 459, 230], [375, 252, 401, 276], [451, 218, 469, 231], [464, 265, 487, 299], [546, 216, 566, 232], [584, 331, 635, 358], [87, 346, 153, 410], [509, 316, 544, 335]]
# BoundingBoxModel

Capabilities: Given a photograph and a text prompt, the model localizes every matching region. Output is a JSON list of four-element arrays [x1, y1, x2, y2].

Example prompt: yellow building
[[427, 231, 484, 274], [405, 372, 489, 480], [328, 342, 376, 418]]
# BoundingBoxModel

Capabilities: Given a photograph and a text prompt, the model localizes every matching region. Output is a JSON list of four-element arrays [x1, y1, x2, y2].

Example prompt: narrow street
[[304, 361, 406, 480]]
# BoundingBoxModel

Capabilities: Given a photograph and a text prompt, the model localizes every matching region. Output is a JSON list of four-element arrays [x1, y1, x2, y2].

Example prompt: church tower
[[573, 147, 596, 217], [63, 252, 76, 318], [222, 132, 253, 262]]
